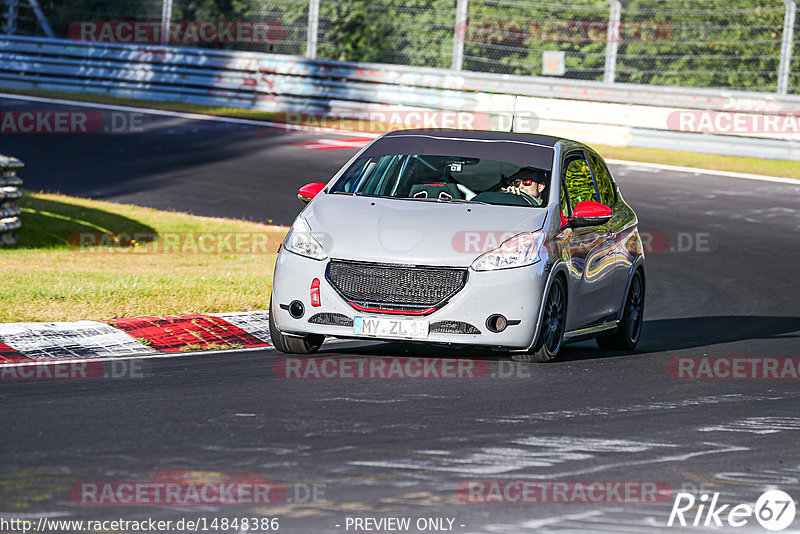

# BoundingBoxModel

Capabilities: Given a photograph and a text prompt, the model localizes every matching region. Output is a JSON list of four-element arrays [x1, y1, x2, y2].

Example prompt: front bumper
[[271, 251, 550, 349]]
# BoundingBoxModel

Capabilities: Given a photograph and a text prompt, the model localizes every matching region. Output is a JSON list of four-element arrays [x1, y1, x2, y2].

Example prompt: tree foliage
[[34, 0, 799, 92]]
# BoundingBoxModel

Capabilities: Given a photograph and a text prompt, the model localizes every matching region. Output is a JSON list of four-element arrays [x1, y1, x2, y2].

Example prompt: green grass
[[0, 192, 287, 322], [594, 144, 799, 180], [2, 86, 798, 179]]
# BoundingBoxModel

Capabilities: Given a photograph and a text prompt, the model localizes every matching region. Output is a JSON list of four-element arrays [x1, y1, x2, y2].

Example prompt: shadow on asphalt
[[318, 315, 800, 363], [637, 315, 800, 352]]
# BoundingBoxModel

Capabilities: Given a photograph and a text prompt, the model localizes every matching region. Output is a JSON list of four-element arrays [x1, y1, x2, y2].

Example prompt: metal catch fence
[[2, 0, 797, 94]]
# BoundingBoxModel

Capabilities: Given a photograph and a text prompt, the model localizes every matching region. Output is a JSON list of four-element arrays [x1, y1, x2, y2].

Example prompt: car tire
[[525, 276, 567, 363], [269, 294, 325, 354], [596, 270, 644, 351]]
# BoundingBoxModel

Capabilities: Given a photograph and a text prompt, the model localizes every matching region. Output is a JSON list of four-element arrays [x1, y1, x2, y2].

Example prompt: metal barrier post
[[4, 0, 18, 35], [451, 0, 468, 71], [778, 0, 796, 94], [0, 155, 23, 246], [604, 0, 621, 84], [160, 0, 173, 44], [307, 0, 319, 59]]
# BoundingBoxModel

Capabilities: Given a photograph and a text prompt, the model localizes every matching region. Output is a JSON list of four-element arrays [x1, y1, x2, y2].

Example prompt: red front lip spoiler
[[347, 302, 436, 316]]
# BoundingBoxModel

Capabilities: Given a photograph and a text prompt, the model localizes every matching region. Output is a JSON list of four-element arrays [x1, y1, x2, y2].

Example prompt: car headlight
[[283, 217, 327, 260], [471, 231, 545, 271]]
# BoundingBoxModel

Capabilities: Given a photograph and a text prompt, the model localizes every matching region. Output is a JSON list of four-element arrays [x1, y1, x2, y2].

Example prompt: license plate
[[353, 316, 429, 340]]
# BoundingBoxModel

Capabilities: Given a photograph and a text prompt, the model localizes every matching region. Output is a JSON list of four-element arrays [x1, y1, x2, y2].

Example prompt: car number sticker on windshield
[[353, 316, 429, 340]]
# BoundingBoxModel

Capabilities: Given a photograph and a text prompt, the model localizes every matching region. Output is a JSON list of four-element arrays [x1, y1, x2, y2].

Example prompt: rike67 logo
[[668, 490, 796, 530]]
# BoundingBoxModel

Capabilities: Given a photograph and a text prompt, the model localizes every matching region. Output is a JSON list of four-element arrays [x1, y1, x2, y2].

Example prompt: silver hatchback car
[[269, 129, 645, 362]]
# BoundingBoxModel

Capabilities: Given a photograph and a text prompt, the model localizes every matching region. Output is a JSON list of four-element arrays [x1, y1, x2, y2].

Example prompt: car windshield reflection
[[330, 154, 551, 207]]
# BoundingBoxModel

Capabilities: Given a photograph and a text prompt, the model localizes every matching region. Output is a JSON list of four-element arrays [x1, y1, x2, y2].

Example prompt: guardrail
[[0, 154, 23, 246], [0, 35, 798, 160]]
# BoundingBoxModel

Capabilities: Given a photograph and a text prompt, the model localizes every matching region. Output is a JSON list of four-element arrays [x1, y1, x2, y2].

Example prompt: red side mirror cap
[[570, 200, 612, 227], [298, 182, 326, 204], [573, 200, 612, 219]]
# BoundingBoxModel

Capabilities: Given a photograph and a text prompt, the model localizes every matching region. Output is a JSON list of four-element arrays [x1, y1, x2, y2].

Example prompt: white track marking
[[699, 416, 800, 435], [606, 158, 799, 184], [350, 440, 745, 478], [0, 92, 380, 137], [478, 394, 785, 424], [0, 92, 795, 184]]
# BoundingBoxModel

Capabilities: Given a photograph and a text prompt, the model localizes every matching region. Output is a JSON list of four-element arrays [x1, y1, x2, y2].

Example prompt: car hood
[[302, 194, 548, 267]]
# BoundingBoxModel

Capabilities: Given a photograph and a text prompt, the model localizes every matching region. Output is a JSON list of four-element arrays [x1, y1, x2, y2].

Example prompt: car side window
[[563, 155, 598, 211], [587, 152, 616, 207]]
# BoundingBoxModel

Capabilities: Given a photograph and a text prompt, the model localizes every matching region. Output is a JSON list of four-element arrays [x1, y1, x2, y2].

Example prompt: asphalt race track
[[2, 96, 800, 533]]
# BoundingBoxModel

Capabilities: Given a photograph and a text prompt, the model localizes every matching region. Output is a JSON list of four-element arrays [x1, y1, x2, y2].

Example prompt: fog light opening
[[289, 300, 305, 319], [486, 314, 507, 333]]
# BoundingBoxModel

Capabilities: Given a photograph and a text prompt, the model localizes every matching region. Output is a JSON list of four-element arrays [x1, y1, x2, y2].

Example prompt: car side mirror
[[570, 200, 612, 227], [297, 182, 326, 204]]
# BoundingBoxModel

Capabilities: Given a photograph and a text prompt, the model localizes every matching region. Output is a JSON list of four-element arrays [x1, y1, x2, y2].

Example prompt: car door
[[586, 151, 630, 316], [559, 151, 617, 330]]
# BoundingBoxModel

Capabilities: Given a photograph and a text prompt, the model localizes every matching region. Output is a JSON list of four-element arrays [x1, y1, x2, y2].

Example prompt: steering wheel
[[516, 191, 537, 205]]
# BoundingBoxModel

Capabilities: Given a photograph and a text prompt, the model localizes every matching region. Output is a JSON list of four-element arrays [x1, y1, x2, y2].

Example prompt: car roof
[[381, 129, 564, 147], [363, 129, 566, 170]]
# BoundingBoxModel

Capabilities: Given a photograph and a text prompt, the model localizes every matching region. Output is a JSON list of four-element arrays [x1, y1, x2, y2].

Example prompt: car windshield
[[330, 154, 551, 207]]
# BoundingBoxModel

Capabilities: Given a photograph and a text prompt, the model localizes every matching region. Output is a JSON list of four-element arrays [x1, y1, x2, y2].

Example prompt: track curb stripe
[[0, 321, 153, 361], [0, 340, 30, 362], [106, 314, 271, 353], [0, 312, 272, 363]]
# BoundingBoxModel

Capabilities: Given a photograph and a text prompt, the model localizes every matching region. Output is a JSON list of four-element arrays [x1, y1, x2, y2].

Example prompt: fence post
[[307, 0, 320, 59], [4, 0, 18, 35], [26, 0, 54, 37], [604, 0, 621, 84], [778, 0, 796, 94], [160, 0, 173, 44], [451, 0, 468, 70]]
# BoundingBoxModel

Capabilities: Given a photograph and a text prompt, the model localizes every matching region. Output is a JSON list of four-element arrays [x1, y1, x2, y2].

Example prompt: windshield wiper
[[331, 191, 367, 196], [443, 198, 488, 205], [405, 196, 488, 205]]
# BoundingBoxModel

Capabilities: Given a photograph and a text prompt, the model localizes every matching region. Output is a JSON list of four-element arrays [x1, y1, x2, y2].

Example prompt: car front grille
[[326, 260, 468, 311]]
